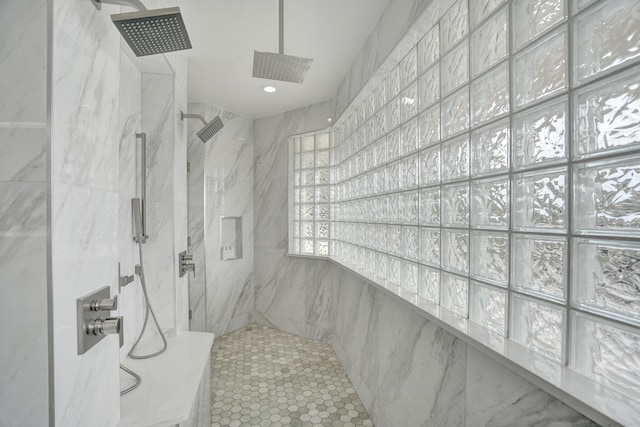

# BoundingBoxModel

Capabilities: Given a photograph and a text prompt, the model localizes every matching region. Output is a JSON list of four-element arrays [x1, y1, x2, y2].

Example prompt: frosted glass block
[[441, 0, 469, 54], [471, 7, 508, 77], [301, 221, 315, 238], [419, 227, 440, 267], [388, 128, 401, 161], [364, 147, 374, 172], [301, 170, 314, 186], [293, 138, 301, 153], [294, 154, 301, 170], [471, 62, 509, 126], [301, 152, 314, 169], [401, 84, 418, 122], [419, 146, 440, 187], [513, 167, 568, 231], [317, 204, 330, 221], [513, 28, 567, 108], [402, 226, 419, 261], [317, 133, 330, 150], [573, 238, 640, 325], [388, 256, 402, 286], [572, 312, 640, 394], [512, 234, 567, 300], [510, 295, 565, 362], [375, 137, 387, 166], [389, 96, 402, 130], [294, 172, 300, 187], [315, 168, 329, 185], [441, 273, 469, 317], [375, 82, 387, 112], [471, 231, 509, 286], [573, 67, 640, 160], [294, 188, 300, 203], [470, 0, 506, 28], [471, 119, 509, 176], [376, 225, 388, 251], [573, 156, 640, 237], [316, 240, 329, 256], [401, 47, 418, 89], [441, 40, 469, 97], [293, 221, 300, 238], [316, 150, 330, 167], [376, 252, 388, 282], [418, 25, 440, 72], [403, 191, 419, 224], [471, 176, 509, 229], [442, 229, 469, 274], [401, 119, 418, 155], [366, 249, 376, 275], [418, 64, 440, 111], [442, 87, 470, 138], [357, 246, 366, 270], [316, 222, 330, 239], [573, 0, 640, 85], [442, 183, 469, 226], [419, 188, 440, 226], [470, 281, 507, 335], [293, 238, 300, 253], [387, 161, 401, 192], [389, 193, 403, 223], [402, 155, 419, 190], [301, 135, 315, 152], [301, 205, 315, 221], [386, 66, 401, 98], [419, 104, 441, 148], [302, 239, 315, 255], [513, 0, 567, 50], [513, 98, 568, 169], [293, 205, 300, 220], [441, 135, 469, 182], [419, 265, 440, 304], [389, 225, 402, 257], [301, 187, 314, 203], [403, 260, 419, 294]]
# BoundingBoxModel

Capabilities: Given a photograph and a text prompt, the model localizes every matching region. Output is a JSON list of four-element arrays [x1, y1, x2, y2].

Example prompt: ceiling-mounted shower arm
[[180, 111, 208, 127], [91, 0, 147, 11], [279, 0, 284, 54]]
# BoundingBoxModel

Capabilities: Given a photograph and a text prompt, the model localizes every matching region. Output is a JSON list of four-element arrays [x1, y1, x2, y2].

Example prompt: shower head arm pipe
[[180, 111, 208, 126], [91, 0, 147, 11], [279, 0, 284, 54]]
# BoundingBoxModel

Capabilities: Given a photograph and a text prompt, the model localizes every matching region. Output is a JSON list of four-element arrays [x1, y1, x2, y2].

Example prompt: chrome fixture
[[119, 263, 135, 291], [133, 132, 148, 243], [180, 111, 224, 143], [179, 250, 196, 278], [252, 0, 313, 83], [120, 364, 142, 395], [91, 0, 192, 57], [77, 286, 123, 355]]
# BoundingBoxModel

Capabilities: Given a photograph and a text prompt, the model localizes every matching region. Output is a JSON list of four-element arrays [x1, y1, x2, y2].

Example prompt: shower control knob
[[90, 295, 118, 311], [87, 317, 122, 336], [181, 253, 193, 261]]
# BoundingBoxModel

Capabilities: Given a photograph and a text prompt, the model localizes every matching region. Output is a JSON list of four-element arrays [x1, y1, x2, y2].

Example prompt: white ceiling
[[181, 0, 392, 119]]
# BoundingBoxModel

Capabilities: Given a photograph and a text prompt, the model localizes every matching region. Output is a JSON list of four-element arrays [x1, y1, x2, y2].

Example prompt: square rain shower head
[[111, 7, 192, 57], [253, 51, 313, 83], [197, 116, 224, 143]]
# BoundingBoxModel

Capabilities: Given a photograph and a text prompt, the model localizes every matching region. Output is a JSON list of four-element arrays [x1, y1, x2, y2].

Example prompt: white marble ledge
[[118, 331, 215, 427], [287, 253, 639, 427]]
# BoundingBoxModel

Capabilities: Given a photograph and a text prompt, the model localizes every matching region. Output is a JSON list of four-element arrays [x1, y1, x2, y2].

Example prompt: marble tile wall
[[331, 266, 596, 426], [0, 0, 49, 425], [187, 102, 255, 337], [50, 0, 121, 424], [254, 101, 336, 342]]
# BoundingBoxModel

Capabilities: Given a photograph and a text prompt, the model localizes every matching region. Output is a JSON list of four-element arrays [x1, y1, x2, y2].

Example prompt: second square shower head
[[180, 111, 224, 143]]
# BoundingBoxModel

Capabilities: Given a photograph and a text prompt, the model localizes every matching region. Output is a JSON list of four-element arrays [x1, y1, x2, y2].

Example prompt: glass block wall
[[289, 0, 640, 397], [290, 131, 332, 256]]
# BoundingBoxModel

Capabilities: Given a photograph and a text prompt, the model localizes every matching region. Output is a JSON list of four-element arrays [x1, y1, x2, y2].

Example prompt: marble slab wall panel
[[254, 101, 335, 342], [118, 49, 146, 357], [181, 359, 211, 427], [0, 0, 49, 425], [51, 0, 121, 425], [465, 347, 597, 427]]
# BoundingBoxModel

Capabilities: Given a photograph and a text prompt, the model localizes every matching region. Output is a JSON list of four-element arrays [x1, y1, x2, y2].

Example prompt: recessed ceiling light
[[327, 118, 332, 123], [263, 86, 277, 93]]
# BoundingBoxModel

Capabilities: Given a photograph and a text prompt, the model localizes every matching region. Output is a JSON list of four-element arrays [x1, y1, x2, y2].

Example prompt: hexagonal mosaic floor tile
[[211, 324, 373, 427]]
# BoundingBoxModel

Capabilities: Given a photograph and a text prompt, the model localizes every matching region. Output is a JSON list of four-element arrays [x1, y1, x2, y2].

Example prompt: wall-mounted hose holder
[[77, 286, 124, 355]]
